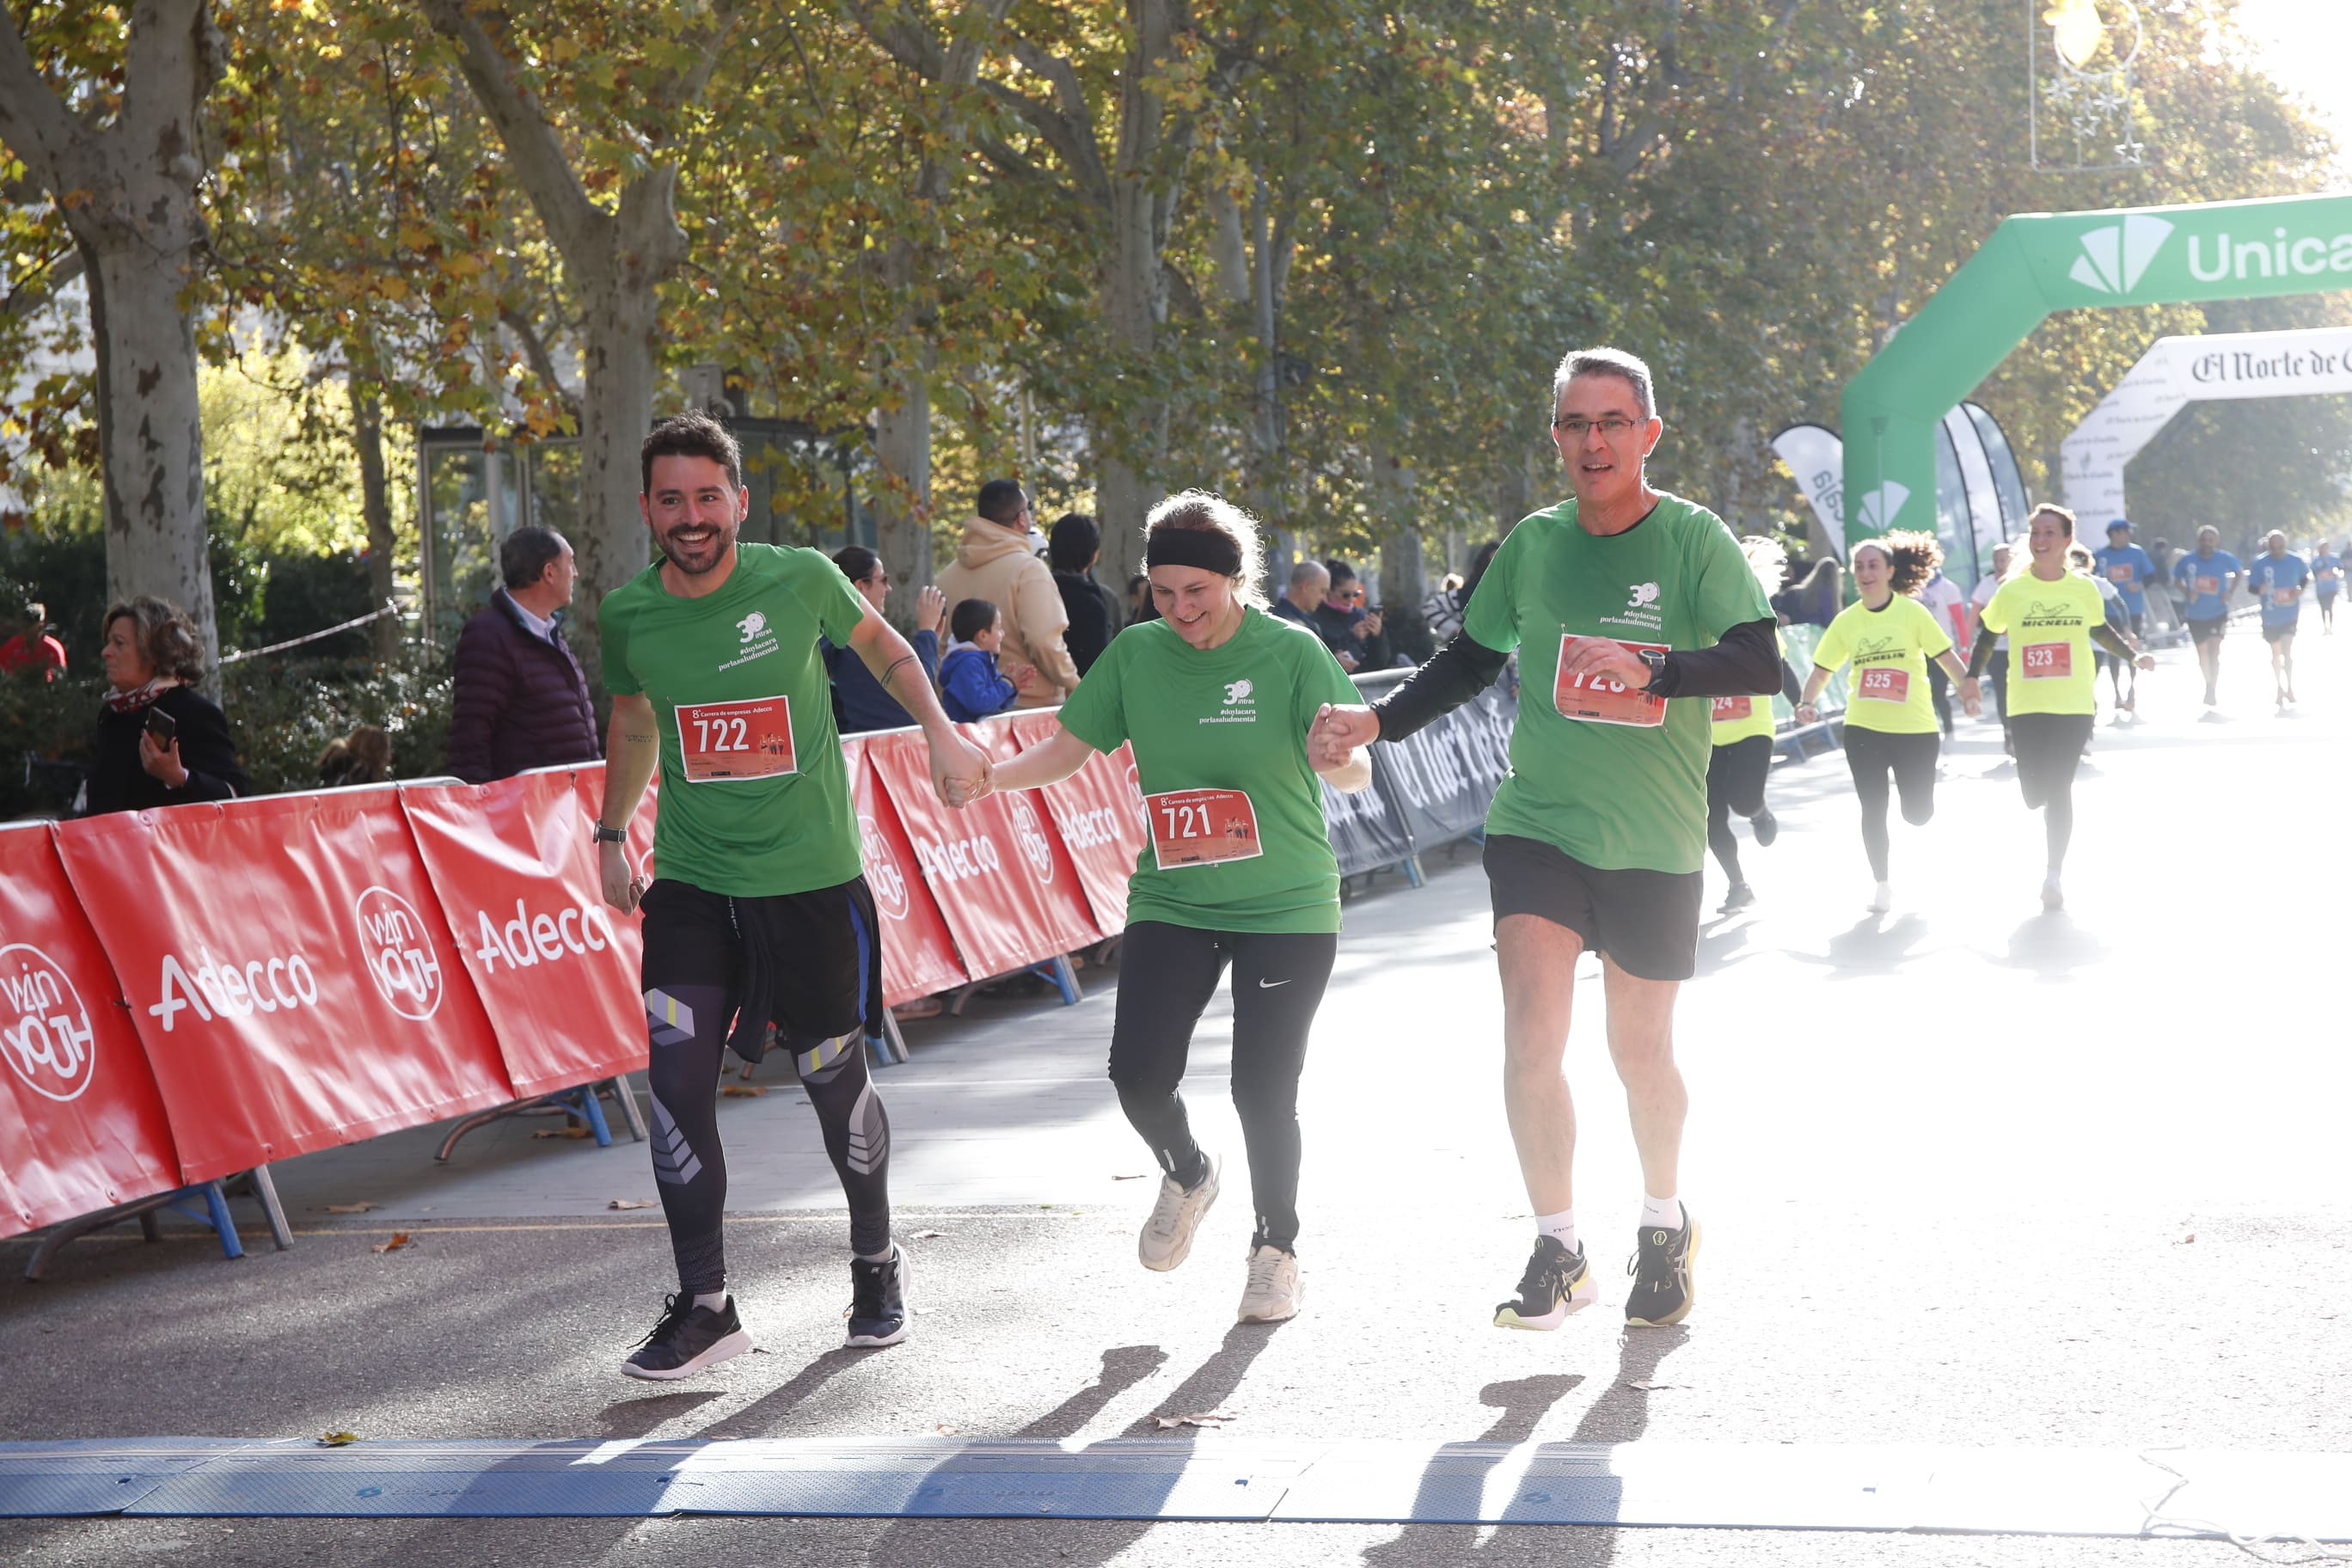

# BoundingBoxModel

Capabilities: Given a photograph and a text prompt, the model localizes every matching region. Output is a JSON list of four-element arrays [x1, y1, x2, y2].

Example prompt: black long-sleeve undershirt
[[1369, 618, 1781, 744]]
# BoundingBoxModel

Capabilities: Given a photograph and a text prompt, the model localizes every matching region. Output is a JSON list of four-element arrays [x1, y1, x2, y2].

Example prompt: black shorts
[[1484, 834, 1702, 983], [640, 876, 881, 1044], [2186, 616, 2227, 644], [2262, 620, 2299, 644]]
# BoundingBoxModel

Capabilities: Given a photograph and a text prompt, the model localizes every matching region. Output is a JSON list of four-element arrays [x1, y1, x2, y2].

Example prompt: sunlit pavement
[[4, 627, 2347, 1566]]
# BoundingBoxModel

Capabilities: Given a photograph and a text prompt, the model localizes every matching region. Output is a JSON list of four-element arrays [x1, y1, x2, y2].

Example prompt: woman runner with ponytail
[[968, 491, 1373, 1323], [1795, 530, 1979, 914]]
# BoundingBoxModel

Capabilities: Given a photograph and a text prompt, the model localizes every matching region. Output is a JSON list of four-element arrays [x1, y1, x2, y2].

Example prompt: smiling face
[[1150, 565, 1240, 650], [2029, 509, 2073, 569], [640, 454, 747, 577], [98, 615, 155, 693], [1551, 371, 1661, 512], [1851, 542, 1891, 597]]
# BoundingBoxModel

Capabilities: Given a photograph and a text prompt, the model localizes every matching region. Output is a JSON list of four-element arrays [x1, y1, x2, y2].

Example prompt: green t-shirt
[[1464, 493, 1771, 874], [1978, 572, 2103, 717], [1810, 595, 1951, 736], [601, 543, 868, 897], [1057, 607, 1361, 934]]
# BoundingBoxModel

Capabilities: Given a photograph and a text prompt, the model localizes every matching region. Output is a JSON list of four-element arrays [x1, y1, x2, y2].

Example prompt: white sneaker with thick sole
[[1237, 1244, 1303, 1323], [2041, 873, 2064, 912], [1867, 880, 1894, 915], [1138, 1153, 1220, 1271]]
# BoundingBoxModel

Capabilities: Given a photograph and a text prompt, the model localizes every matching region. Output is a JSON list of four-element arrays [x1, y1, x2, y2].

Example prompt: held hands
[[929, 728, 993, 811], [599, 838, 646, 915], [1959, 675, 1983, 718], [1309, 703, 1378, 769], [138, 730, 189, 788], [1794, 703, 1819, 726], [1557, 636, 1651, 693]]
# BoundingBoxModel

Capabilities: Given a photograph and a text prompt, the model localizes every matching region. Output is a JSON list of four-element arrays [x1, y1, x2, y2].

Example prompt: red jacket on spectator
[[447, 588, 600, 783]]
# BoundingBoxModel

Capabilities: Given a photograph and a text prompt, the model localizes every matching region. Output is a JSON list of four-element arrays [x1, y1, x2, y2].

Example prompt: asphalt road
[[4, 624, 2348, 1567]]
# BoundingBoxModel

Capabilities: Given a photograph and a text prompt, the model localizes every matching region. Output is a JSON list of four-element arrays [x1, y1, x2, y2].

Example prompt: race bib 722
[[676, 695, 797, 782]]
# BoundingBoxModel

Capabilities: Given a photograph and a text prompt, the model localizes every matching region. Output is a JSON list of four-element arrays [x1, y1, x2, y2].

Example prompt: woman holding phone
[[966, 491, 1373, 1324], [83, 596, 249, 817]]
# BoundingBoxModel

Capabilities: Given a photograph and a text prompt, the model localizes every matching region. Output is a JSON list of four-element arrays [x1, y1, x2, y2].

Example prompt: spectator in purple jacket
[[448, 526, 601, 783]]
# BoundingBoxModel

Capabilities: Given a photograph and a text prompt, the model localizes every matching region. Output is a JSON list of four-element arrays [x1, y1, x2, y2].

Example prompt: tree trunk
[[567, 251, 662, 676], [1371, 444, 1427, 660], [1496, 445, 1536, 538], [351, 385, 399, 663], [873, 331, 937, 632]]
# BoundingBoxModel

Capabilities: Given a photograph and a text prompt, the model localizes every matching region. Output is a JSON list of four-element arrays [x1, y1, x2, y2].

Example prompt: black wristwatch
[[1637, 647, 1671, 693], [592, 823, 627, 844]]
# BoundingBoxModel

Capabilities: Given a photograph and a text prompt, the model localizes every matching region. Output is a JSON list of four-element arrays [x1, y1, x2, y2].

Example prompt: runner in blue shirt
[[2245, 530, 2310, 711], [2092, 521, 2155, 716], [2170, 526, 2241, 711], [2313, 542, 2341, 635]]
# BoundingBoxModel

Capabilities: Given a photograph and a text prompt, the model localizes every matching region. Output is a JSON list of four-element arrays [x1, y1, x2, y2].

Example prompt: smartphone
[[143, 708, 178, 746]]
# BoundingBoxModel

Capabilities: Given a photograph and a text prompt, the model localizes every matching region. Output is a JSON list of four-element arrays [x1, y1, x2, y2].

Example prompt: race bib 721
[[1554, 635, 1668, 728], [1147, 788, 1261, 870], [676, 695, 797, 782]]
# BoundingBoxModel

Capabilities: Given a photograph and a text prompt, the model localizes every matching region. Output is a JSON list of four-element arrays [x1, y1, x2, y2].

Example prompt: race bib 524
[[1711, 695, 1752, 721]]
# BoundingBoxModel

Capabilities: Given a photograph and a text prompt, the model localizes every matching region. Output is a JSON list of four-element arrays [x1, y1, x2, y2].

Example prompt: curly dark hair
[[101, 596, 206, 683], [1854, 529, 1943, 597]]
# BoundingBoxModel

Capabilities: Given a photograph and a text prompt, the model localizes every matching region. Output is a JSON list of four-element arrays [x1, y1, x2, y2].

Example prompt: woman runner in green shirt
[[970, 491, 1374, 1323]]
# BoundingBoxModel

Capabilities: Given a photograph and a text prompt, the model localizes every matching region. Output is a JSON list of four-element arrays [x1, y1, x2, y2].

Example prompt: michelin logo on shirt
[[1599, 580, 1666, 636], [720, 608, 781, 671], [1202, 675, 1259, 725]]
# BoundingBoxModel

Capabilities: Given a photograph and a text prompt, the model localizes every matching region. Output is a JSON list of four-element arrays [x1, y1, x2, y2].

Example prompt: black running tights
[[1107, 922, 1337, 1253], [1842, 725, 1940, 881], [1706, 735, 1773, 885], [2012, 711, 2095, 872]]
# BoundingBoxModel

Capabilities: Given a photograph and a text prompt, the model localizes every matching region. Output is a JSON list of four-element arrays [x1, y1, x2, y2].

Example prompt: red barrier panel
[[52, 791, 515, 1183], [0, 822, 181, 1237], [844, 738, 969, 1007], [867, 726, 1101, 981], [398, 769, 649, 1099], [1003, 714, 1148, 934]]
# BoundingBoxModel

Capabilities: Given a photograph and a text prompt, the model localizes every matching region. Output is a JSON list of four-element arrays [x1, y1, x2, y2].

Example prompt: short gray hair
[[1552, 346, 1657, 420], [1287, 559, 1329, 591]]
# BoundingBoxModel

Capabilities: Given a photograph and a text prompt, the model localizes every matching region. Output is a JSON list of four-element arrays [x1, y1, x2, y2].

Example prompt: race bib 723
[[1554, 635, 1668, 728], [676, 695, 797, 782]]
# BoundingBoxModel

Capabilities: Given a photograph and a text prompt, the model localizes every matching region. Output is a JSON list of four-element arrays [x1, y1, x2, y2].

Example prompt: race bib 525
[[1856, 665, 1910, 703]]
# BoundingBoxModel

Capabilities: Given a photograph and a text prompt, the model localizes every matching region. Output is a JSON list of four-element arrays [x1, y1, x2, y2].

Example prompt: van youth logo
[[1, 942, 96, 1103], [352, 885, 444, 1021], [2069, 214, 2173, 295], [857, 814, 910, 920]]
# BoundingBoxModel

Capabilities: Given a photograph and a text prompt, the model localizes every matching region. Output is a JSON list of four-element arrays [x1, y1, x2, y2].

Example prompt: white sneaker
[[2041, 873, 2064, 912], [1867, 880, 1893, 915], [1237, 1244, 1302, 1323], [1138, 1154, 1220, 1271]]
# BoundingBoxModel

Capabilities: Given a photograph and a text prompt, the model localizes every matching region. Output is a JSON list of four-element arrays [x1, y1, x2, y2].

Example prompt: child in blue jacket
[[940, 598, 1027, 721]]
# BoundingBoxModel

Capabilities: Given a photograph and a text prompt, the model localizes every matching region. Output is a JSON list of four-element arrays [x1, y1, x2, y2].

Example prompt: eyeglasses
[[1551, 416, 1643, 438]]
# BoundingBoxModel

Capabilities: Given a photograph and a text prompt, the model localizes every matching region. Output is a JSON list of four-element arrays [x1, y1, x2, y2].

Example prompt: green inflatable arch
[[1840, 193, 2352, 549]]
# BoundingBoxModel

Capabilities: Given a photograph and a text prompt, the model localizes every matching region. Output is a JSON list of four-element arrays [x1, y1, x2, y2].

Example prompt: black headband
[[1144, 525, 1242, 577]]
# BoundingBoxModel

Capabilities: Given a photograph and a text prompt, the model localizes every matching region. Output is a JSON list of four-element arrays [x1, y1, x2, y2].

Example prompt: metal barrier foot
[[607, 1075, 649, 1142], [247, 1164, 294, 1251]]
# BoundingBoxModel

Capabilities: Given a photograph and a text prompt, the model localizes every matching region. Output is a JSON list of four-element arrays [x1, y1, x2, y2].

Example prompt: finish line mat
[[3, 1437, 2348, 1540]]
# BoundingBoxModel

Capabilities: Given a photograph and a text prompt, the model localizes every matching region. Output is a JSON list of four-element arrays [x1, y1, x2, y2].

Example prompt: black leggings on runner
[[2012, 712, 2095, 872], [1986, 649, 2011, 744], [2320, 591, 2337, 629], [1109, 922, 1337, 1253], [640, 882, 891, 1295], [1843, 726, 1939, 881], [1706, 735, 1773, 885]]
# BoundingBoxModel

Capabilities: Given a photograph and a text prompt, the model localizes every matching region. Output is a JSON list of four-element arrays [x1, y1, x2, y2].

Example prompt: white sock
[[1641, 1193, 1684, 1230], [855, 1244, 896, 1265], [692, 1290, 728, 1314], [1534, 1209, 1577, 1253]]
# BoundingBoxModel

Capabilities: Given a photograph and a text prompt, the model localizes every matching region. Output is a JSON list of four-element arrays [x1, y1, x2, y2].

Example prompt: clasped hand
[[1308, 703, 1378, 768], [929, 731, 993, 811]]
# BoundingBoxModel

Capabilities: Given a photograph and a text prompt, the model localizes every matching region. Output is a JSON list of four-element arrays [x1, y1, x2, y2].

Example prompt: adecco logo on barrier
[[859, 813, 910, 920], [469, 897, 620, 973], [352, 885, 444, 1021], [148, 943, 322, 1032], [0, 943, 96, 1103], [911, 828, 1003, 885]]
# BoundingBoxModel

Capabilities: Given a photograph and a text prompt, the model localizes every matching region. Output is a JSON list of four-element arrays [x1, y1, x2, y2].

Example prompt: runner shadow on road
[[594, 1387, 723, 1439], [1016, 1344, 1170, 1439], [694, 1346, 867, 1440], [1357, 1372, 1585, 1568], [1979, 911, 2106, 983], [1789, 914, 1932, 978]]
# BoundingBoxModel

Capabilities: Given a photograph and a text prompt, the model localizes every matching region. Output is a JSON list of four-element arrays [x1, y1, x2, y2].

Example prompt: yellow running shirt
[[1977, 572, 2103, 717], [1712, 628, 1783, 745], [1810, 595, 1951, 735]]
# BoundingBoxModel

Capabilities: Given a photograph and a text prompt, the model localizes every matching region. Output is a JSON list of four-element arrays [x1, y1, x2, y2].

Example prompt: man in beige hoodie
[[937, 480, 1080, 708]]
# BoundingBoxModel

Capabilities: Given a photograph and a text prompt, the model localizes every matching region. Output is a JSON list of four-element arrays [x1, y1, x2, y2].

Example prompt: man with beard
[[595, 413, 990, 1378]]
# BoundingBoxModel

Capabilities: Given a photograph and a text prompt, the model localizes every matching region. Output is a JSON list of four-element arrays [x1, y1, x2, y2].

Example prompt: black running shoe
[[622, 1292, 752, 1381], [1626, 1210, 1700, 1326], [1718, 881, 1755, 914], [846, 1244, 910, 1347], [1751, 807, 1779, 848], [1493, 1235, 1598, 1331]]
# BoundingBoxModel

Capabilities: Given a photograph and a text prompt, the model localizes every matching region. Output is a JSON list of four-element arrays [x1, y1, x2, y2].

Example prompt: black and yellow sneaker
[[1493, 1235, 1599, 1331], [622, 1292, 752, 1381], [1626, 1210, 1700, 1326]]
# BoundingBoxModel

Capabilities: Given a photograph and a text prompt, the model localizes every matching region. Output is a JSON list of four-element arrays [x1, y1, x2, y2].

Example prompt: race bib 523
[[2020, 641, 2073, 680]]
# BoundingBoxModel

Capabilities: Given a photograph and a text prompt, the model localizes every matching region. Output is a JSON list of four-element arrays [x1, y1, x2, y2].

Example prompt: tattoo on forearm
[[879, 655, 918, 694]]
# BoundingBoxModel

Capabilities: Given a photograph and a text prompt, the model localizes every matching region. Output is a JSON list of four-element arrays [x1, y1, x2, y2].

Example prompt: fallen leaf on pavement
[[609, 1199, 657, 1211], [911, 1228, 946, 1240], [531, 1127, 592, 1139], [371, 1233, 413, 1254], [1112, 1173, 1150, 1181], [2176, 1232, 2196, 1245], [317, 1432, 359, 1448], [934, 1423, 958, 1436], [1625, 1381, 1681, 1392], [1152, 1410, 1237, 1430], [322, 1203, 374, 1215], [721, 1085, 768, 1099]]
